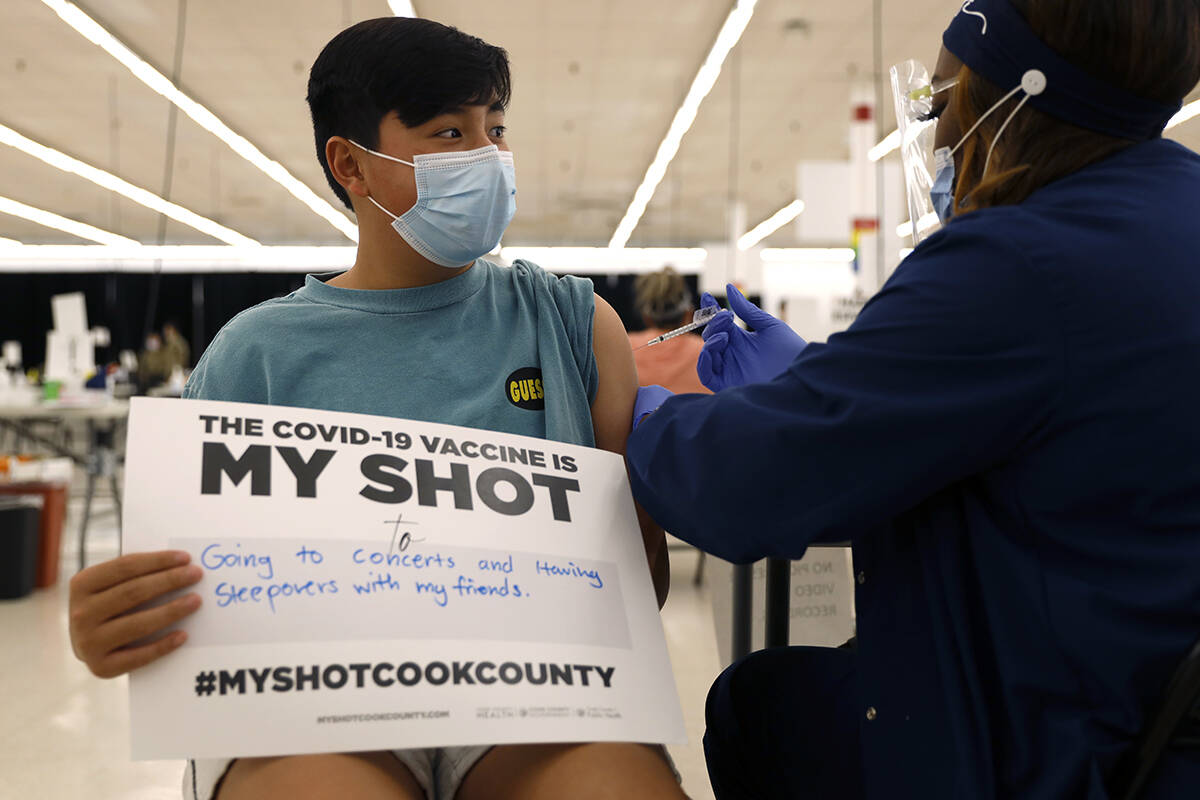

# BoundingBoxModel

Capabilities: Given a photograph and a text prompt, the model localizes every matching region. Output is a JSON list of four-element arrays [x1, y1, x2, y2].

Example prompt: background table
[[0, 395, 129, 572]]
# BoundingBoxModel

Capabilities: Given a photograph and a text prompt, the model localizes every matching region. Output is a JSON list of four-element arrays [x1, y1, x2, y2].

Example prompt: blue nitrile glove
[[633, 385, 674, 429], [696, 284, 807, 392]]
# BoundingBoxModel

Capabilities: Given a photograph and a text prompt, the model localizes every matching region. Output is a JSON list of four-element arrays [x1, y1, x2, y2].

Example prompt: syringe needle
[[636, 305, 722, 349]]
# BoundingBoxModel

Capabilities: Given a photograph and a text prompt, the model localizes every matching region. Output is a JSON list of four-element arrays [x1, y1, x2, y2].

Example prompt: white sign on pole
[[51, 291, 88, 334], [709, 549, 856, 668], [123, 398, 685, 760], [1, 340, 20, 368]]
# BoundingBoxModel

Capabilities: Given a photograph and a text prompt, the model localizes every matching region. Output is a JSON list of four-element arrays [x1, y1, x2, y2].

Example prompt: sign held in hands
[[124, 398, 684, 760]]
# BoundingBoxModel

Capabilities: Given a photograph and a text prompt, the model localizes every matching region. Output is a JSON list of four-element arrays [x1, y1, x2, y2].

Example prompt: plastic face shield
[[890, 60, 958, 245]]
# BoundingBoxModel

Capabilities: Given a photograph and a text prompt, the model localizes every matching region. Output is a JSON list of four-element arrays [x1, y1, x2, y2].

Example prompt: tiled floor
[[0, 491, 723, 799]]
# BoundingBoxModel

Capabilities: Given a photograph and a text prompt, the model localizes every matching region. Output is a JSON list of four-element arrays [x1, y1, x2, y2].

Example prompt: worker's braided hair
[[634, 267, 693, 329]]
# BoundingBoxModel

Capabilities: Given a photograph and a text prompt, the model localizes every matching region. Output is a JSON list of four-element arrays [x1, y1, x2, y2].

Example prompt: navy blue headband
[[943, 0, 1180, 140]]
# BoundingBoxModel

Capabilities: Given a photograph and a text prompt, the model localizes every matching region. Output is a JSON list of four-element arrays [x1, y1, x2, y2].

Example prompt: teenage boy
[[68, 17, 682, 800]]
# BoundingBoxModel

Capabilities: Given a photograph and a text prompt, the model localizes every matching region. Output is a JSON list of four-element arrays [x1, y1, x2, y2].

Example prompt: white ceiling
[[1, 0, 1198, 248]]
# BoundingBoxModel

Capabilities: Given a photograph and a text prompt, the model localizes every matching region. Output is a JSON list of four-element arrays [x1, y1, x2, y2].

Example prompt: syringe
[[635, 305, 723, 349]]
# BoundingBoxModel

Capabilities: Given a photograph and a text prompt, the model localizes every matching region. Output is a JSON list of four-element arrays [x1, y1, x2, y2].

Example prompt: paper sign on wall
[[123, 398, 685, 760]]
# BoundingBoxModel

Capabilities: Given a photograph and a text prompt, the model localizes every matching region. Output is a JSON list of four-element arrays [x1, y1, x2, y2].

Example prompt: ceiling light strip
[[0, 244, 355, 273], [501, 246, 707, 274], [40, 0, 358, 243], [608, 0, 758, 249], [896, 212, 939, 239], [0, 123, 257, 246], [1165, 98, 1200, 130], [760, 247, 856, 264], [868, 129, 900, 161], [0, 195, 139, 246], [387, 1, 417, 16], [0, 243, 861, 273], [737, 200, 805, 250]]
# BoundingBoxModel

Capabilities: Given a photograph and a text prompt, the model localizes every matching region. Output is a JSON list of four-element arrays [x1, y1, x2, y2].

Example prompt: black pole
[[765, 558, 791, 648], [731, 562, 754, 661], [143, 0, 188, 343], [190, 274, 204, 362], [873, 0, 887, 289]]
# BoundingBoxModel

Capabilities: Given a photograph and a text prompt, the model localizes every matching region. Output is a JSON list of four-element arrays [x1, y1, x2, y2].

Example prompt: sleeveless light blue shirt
[[184, 259, 598, 447]]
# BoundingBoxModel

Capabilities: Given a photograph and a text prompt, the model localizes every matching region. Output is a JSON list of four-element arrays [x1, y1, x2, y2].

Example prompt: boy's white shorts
[[184, 743, 678, 798], [183, 746, 491, 800]]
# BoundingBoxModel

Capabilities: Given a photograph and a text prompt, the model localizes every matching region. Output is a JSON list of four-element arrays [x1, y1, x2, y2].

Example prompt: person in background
[[626, 267, 710, 396], [162, 321, 190, 372], [136, 331, 169, 389], [138, 322, 190, 390]]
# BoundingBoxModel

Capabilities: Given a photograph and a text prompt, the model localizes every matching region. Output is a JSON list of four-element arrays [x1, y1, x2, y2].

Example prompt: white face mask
[[349, 141, 517, 267]]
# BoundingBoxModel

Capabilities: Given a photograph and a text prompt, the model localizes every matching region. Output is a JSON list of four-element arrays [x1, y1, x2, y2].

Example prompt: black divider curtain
[[0, 273, 307, 370], [0, 271, 694, 372]]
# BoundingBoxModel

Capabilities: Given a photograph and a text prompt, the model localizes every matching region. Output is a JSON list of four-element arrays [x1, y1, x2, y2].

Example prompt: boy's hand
[[68, 551, 204, 678]]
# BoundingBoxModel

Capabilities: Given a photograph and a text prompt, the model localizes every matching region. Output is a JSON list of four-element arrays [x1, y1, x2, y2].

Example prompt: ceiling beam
[[608, 0, 758, 249], [40, 0, 358, 242]]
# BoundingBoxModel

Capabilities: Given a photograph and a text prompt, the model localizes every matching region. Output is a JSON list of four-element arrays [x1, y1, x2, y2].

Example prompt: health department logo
[[505, 367, 545, 410]]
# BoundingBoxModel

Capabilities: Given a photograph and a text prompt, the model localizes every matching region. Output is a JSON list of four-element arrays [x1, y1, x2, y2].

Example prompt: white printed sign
[[123, 398, 685, 759]]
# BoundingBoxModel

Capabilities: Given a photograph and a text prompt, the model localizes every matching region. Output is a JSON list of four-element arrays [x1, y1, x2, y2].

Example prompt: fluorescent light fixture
[[0, 244, 712, 275], [0, 237, 21, 246], [501, 246, 707, 274], [868, 129, 900, 161], [873, 118, 937, 162], [760, 248, 856, 264], [1166, 98, 1200, 130], [0, 195, 139, 246], [0, 122, 258, 246], [608, 0, 758, 249], [896, 213, 939, 239], [387, 1, 417, 15], [40, 0, 357, 243], [0, 245, 356, 273], [737, 200, 805, 250]]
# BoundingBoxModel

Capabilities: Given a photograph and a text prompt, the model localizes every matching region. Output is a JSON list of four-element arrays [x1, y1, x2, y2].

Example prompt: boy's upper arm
[[590, 293, 670, 607], [589, 294, 637, 455]]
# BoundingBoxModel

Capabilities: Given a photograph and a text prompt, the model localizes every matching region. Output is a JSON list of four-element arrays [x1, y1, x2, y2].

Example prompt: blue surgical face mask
[[931, 146, 956, 224], [349, 141, 517, 267]]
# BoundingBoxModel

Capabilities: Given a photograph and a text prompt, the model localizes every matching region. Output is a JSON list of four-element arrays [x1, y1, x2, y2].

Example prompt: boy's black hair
[[306, 17, 511, 210]]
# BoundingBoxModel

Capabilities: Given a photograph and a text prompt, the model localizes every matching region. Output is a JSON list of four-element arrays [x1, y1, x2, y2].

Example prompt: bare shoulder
[[589, 294, 638, 456]]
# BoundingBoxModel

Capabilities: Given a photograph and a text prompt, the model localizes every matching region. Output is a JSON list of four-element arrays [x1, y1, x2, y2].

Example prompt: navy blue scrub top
[[627, 138, 1200, 798]]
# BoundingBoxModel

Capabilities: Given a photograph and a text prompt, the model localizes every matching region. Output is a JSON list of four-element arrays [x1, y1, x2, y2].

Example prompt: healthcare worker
[[626, 1, 1200, 798]]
